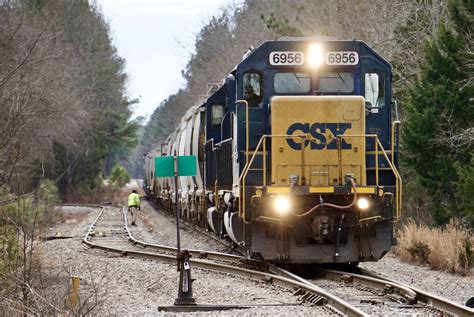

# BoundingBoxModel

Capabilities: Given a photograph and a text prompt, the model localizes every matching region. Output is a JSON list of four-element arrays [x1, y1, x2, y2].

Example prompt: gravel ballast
[[42, 204, 324, 315], [360, 253, 474, 306], [41, 202, 473, 315]]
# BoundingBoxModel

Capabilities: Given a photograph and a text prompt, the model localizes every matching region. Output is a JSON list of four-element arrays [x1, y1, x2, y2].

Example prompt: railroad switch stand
[[174, 250, 196, 305]]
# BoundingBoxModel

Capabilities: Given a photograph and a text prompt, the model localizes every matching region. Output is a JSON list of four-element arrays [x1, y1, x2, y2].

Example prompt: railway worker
[[127, 190, 141, 225]]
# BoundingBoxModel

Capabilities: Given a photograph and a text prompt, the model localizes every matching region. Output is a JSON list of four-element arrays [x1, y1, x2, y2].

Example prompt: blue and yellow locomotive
[[144, 38, 401, 265]]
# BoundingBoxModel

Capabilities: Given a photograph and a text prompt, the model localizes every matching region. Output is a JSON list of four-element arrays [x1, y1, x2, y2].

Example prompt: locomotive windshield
[[319, 72, 354, 93], [274, 72, 310, 94]]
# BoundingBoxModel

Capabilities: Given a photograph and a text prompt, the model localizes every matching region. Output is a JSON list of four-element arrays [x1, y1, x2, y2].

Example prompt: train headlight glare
[[274, 196, 291, 215], [357, 197, 370, 210], [308, 43, 323, 67]]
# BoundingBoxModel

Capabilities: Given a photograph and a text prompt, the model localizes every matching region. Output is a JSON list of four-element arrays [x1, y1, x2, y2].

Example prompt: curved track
[[80, 204, 473, 316], [353, 268, 474, 316], [81, 205, 364, 316], [147, 201, 474, 316]]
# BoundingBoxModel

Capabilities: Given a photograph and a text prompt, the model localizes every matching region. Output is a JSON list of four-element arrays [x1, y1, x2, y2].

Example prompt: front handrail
[[238, 134, 402, 222], [238, 134, 307, 222], [339, 134, 402, 221], [391, 121, 401, 165]]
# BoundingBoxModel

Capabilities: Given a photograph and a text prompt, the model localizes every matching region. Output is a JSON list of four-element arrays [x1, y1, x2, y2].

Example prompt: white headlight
[[274, 196, 291, 215], [307, 43, 323, 67], [357, 197, 370, 210]]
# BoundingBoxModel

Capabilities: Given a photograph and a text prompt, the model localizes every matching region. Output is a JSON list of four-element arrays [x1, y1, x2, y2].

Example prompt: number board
[[269, 51, 305, 66], [325, 51, 359, 66]]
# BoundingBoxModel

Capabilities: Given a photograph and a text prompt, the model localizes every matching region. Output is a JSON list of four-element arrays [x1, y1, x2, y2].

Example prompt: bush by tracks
[[0, 180, 62, 314], [397, 219, 473, 275], [109, 164, 131, 188]]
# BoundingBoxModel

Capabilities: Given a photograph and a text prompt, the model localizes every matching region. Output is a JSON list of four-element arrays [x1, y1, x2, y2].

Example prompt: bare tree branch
[[0, 19, 49, 88]]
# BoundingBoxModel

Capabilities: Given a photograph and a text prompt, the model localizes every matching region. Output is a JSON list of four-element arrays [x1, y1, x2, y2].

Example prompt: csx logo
[[286, 122, 352, 150]]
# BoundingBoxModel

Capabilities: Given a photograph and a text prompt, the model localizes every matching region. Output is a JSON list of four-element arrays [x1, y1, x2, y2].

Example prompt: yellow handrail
[[375, 138, 379, 186], [376, 137, 402, 221], [238, 134, 308, 221], [263, 138, 267, 187], [236, 100, 250, 223], [339, 134, 402, 221], [238, 133, 402, 222], [391, 121, 401, 164]]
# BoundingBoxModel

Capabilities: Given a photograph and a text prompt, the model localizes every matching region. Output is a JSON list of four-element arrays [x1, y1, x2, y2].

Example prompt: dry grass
[[396, 219, 473, 275]]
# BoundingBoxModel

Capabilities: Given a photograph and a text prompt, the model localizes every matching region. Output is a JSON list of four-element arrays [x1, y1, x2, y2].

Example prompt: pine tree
[[402, 0, 473, 225]]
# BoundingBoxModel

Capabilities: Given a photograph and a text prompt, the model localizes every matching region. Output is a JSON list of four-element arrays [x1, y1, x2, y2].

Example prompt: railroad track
[[81, 205, 362, 315], [81, 204, 473, 316], [313, 268, 473, 316], [146, 201, 474, 316]]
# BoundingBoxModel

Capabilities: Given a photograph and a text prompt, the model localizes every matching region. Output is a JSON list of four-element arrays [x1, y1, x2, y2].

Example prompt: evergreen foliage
[[402, 0, 473, 225], [455, 157, 474, 227], [261, 13, 302, 37], [109, 164, 131, 188]]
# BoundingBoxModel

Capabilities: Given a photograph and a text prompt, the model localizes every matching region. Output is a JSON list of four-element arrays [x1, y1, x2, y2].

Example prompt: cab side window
[[211, 104, 224, 126], [365, 73, 385, 107], [243, 73, 263, 107]]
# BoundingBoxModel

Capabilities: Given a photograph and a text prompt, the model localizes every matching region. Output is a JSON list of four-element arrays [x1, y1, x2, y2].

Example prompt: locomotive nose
[[270, 95, 366, 187]]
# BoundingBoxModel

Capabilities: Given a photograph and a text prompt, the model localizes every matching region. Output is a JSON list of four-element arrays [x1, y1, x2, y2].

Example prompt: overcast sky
[[95, 0, 231, 120]]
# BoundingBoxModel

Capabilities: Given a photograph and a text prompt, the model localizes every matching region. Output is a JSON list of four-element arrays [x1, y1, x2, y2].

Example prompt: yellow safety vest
[[127, 193, 140, 207]]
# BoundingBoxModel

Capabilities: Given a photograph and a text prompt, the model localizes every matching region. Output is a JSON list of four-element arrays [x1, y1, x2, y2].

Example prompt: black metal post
[[174, 153, 181, 254], [174, 152, 196, 305], [174, 250, 196, 305]]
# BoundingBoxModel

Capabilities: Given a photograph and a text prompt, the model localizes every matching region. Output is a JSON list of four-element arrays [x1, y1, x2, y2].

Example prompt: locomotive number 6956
[[325, 51, 359, 65], [269, 51, 305, 66]]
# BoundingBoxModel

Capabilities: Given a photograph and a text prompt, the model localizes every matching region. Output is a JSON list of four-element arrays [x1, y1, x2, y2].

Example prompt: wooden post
[[69, 276, 81, 309]]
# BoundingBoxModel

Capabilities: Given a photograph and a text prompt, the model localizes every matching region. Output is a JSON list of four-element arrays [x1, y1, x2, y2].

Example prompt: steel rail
[[320, 268, 417, 303], [320, 268, 474, 316], [81, 206, 365, 317], [121, 206, 244, 263], [59, 203, 103, 208], [147, 198, 237, 250], [119, 206, 365, 315], [80, 204, 471, 316], [267, 265, 369, 316], [143, 201, 473, 315], [357, 268, 474, 317]]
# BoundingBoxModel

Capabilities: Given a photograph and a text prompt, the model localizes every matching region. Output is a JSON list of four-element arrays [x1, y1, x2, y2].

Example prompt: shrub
[[406, 241, 430, 264], [0, 180, 60, 313], [455, 157, 474, 228], [397, 219, 473, 275], [109, 164, 131, 188], [36, 179, 60, 224]]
